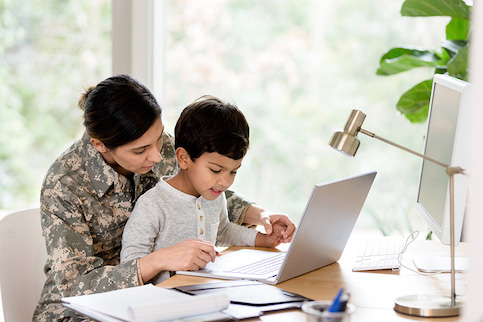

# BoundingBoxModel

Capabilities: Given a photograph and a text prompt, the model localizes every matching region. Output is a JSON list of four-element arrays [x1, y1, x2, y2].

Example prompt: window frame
[[111, 0, 166, 102]]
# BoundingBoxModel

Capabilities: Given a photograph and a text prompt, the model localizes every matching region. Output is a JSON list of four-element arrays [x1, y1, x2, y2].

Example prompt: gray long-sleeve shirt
[[121, 177, 258, 284]]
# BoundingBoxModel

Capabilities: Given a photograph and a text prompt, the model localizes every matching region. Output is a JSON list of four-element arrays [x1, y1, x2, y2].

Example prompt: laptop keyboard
[[225, 253, 285, 275], [353, 236, 403, 271]]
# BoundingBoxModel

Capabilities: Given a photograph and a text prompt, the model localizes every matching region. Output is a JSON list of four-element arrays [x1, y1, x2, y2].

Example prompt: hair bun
[[78, 86, 95, 110]]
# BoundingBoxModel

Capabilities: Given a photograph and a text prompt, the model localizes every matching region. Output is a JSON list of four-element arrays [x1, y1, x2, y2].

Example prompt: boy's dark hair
[[174, 95, 249, 160]]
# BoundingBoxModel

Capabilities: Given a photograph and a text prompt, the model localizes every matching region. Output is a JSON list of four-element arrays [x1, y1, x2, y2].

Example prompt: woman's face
[[94, 118, 164, 176]]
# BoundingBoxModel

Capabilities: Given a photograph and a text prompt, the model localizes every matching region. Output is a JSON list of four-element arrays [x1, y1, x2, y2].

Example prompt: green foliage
[[0, 0, 111, 209], [401, 0, 470, 19], [376, 48, 441, 75], [396, 80, 433, 123], [376, 0, 471, 123]]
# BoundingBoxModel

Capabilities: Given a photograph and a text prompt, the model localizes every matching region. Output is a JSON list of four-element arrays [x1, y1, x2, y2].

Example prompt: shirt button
[[197, 204, 201, 210], [200, 216, 203, 222], [200, 228, 204, 235]]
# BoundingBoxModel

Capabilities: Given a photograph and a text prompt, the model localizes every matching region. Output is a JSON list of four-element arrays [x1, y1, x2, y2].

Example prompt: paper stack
[[62, 284, 230, 322]]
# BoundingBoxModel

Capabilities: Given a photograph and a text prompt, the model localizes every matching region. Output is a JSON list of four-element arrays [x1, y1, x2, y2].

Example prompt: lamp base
[[394, 294, 462, 317]]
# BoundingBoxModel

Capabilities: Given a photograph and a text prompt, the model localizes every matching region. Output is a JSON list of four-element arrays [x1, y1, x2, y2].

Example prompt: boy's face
[[183, 152, 243, 200]]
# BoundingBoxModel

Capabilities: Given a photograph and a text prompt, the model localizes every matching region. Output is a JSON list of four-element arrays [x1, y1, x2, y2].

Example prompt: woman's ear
[[176, 147, 191, 170], [90, 138, 108, 153]]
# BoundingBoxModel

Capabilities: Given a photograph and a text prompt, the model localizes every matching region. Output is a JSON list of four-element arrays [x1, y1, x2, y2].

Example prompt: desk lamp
[[328, 109, 463, 317]]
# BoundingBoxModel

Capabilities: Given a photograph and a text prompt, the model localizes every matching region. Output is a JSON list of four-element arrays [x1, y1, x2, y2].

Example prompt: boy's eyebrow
[[208, 161, 242, 170], [131, 130, 164, 151]]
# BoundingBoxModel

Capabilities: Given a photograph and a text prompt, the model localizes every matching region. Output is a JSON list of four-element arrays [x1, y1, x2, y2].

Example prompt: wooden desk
[[158, 235, 468, 321]]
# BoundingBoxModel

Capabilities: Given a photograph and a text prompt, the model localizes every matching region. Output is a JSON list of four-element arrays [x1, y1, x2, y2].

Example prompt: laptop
[[176, 171, 377, 285]]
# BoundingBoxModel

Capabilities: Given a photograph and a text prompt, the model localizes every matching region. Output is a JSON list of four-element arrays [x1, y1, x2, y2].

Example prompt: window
[[2, 0, 449, 235], [0, 1, 111, 211], [161, 0, 447, 234]]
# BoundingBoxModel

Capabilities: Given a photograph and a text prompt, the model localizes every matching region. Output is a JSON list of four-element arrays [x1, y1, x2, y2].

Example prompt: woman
[[34, 74, 295, 321]]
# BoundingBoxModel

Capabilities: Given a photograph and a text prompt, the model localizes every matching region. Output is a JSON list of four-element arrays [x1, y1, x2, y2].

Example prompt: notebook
[[176, 171, 377, 285], [173, 280, 311, 320]]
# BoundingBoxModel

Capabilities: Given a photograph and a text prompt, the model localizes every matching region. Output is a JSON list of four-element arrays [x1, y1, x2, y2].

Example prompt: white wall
[[462, 0, 483, 320]]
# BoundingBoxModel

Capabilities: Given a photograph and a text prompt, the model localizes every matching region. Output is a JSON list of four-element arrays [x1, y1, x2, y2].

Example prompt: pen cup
[[302, 300, 355, 322]]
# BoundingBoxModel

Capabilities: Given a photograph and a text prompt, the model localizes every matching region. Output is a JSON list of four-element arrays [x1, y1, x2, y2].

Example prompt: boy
[[121, 95, 285, 284]]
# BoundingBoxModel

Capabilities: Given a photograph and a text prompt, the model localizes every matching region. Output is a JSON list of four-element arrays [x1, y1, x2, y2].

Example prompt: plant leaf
[[401, 0, 470, 19], [447, 46, 468, 80], [396, 80, 432, 121], [405, 104, 430, 123], [435, 66, 448, 74], [377, 48, 441, 75], [442, 39, 468, 54], [440, 47, 451, 64], [441, 39, 468, 62], [446, 18, 470, 40]]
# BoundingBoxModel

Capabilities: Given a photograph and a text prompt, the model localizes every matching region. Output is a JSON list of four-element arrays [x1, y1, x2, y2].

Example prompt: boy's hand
[[158, 239, 218, 271], [139, 239, 219, 283]]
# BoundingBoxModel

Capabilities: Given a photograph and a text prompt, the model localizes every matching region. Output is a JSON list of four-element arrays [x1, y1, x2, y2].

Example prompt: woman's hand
[[255, 222, 287, 248], [244, 204, 296, 243], [259, 213, 296, 243], [139, 239, 219, 283]]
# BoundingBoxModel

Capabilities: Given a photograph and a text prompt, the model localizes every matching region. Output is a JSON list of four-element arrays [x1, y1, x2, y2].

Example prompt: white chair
[[0, 208, 47, 322]]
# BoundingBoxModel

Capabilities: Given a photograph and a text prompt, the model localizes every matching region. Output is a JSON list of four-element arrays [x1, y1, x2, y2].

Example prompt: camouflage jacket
[[33, 132, 252, 321]]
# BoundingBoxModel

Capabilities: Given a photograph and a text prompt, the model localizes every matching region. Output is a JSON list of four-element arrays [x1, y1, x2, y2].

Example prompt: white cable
[[394, 230, 467, 296]]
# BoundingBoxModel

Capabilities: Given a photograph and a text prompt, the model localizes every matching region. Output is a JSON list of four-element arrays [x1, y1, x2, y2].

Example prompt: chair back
[[0, 208, 47, 322]]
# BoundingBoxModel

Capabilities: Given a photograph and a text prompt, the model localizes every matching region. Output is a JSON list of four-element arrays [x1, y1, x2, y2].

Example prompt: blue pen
[[328, 288, 344, 312]]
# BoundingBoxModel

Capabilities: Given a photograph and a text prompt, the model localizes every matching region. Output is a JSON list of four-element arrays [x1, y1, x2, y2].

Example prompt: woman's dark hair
[[78, 74, 162, 149], [174, 95, 249, 160]]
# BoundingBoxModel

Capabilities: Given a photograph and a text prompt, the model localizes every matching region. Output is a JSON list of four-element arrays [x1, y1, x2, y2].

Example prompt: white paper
[[62, 303, 122, 322], [61, 284, 230, 322], [128, 291, 230, 321]]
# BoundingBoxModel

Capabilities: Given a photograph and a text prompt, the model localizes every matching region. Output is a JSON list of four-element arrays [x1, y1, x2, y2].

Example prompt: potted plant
[[377, 0, 472, 123]]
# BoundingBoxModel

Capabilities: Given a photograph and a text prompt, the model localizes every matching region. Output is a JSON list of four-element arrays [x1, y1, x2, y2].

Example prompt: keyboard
[[353, 236, 403, 271], [226, 253, 285, 276]]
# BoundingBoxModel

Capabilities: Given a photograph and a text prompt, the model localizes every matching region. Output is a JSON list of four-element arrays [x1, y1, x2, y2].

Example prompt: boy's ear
[[90, 138, 108, 153], [176, 147, 191, 170]]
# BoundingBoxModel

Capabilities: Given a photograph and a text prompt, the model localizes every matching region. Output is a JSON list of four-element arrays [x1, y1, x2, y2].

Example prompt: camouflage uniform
[[33, 132, 252, 321]]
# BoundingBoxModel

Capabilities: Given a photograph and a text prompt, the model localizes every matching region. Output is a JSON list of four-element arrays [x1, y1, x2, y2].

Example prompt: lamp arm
[[359, 128, 450, 169], [359, 127, 465, 308]]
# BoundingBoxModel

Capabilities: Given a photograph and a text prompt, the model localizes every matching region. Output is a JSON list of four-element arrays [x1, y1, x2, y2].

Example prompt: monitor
[[416, 74, 472, 246]]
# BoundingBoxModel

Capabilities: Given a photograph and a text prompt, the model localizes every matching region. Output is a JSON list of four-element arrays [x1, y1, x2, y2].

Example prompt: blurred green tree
[[0, 0, 111, 209], [164, 0, 445, 235]]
